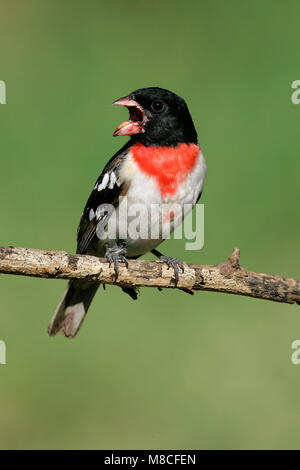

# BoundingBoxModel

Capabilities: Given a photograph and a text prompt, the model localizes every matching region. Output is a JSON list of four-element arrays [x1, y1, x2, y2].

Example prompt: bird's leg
[[105, 245, 128, 281], [151, 248, 185, 286]]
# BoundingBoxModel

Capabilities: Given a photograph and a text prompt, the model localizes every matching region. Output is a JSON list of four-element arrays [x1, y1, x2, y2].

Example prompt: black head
[[112, 87, 198, 147]]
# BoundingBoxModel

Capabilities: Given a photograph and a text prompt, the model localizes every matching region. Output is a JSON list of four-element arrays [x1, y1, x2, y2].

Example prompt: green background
[[0, 0, 300, 450]]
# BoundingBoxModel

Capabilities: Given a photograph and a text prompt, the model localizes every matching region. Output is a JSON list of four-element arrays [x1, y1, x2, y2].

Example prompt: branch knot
[[228, 247, 241, 269]]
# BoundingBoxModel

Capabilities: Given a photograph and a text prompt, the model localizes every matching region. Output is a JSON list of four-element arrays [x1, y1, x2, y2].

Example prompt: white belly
[[96, 149, 207, 257]]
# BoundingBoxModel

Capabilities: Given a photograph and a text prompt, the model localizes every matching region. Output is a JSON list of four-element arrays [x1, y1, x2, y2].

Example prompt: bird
[[48, 87, 207, 338]]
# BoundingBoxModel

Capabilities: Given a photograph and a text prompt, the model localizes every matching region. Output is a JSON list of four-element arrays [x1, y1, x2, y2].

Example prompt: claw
[[160, 256, 185, 286], [119, 255, 129, 268], [105, 251, 128, 281]]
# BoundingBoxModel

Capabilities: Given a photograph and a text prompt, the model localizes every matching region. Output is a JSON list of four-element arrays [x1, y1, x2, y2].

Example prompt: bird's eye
[[151, 100, 165, 113]]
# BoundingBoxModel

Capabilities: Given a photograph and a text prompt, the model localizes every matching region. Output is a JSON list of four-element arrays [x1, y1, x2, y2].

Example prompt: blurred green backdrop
[[1, 0, 300, 450]]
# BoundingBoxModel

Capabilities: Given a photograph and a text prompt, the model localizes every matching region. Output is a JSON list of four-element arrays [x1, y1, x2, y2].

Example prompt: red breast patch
[[131, 142, 199, 196]]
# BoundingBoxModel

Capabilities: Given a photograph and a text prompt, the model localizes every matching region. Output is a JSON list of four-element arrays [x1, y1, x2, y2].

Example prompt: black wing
[[76, 142, 131, 254], [196, 191, 202, 204]]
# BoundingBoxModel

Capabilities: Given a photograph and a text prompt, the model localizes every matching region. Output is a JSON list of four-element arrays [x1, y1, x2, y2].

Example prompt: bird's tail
[[48, 280, 99, 338]]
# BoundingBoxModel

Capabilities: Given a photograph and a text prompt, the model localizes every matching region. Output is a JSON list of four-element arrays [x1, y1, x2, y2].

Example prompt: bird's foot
[[105, 250, 128, 281], [159, 256, 185, 286]]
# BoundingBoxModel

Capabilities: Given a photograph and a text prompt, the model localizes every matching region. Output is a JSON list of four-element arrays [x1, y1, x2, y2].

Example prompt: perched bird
[[48, 87, 207, 338]]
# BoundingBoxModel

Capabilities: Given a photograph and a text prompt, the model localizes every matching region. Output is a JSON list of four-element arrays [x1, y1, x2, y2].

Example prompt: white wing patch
[[108, 171, 117, 189], [95, 171, 121, 192], [89, 208, 95, 221], [98, 173, 109, 191]]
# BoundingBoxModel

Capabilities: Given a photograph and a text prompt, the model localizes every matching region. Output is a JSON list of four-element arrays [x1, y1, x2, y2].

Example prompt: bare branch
[[0, 246, 299, 305]]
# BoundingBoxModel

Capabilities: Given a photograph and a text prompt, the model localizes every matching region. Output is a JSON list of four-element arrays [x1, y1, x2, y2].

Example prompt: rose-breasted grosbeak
[[48, 87, 207, 338]]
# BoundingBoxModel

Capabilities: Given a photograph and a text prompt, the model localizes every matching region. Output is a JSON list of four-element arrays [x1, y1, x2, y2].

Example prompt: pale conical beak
[[112, 96, 146, 136]]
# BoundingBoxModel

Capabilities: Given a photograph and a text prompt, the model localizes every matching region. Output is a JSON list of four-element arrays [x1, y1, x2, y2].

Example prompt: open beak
[[112, 96, 146, 136]]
